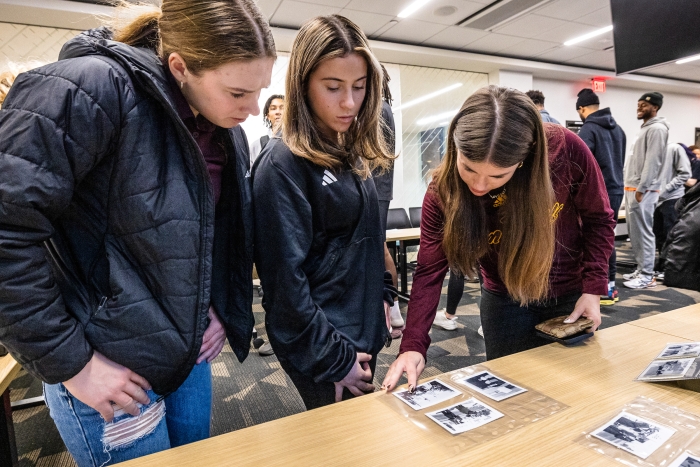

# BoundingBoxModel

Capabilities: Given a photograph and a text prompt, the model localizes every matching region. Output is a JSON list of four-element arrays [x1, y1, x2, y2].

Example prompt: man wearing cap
[[576, 88, 627, 304], [622, 92, 669, 289]]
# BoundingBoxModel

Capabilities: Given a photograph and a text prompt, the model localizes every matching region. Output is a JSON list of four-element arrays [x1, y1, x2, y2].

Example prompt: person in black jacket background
[[576, 88, 627, 305], [253, 15, 396, 410], [0, 0, 275, 465]]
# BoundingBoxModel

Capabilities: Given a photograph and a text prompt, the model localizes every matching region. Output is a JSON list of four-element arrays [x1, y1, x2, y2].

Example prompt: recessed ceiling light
[[396, 83, 463, 111], [676, 54, 700, 65], [434, 6, 457, 17], [398, 0, 434, 19], [564, 25, 613, 46]]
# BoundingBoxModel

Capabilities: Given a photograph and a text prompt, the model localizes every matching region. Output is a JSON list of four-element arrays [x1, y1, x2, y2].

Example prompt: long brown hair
[[436, 85, 555, 305], [283, 15, 393, 178], [109, 0, 276, 74]]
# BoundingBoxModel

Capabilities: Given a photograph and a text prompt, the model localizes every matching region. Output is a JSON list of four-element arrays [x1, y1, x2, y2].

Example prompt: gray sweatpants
[[625, 190, 660, 277]]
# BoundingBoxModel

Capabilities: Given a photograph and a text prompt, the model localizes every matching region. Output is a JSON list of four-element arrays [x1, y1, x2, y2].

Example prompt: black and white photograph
[[657, 343, 700, 359], [393, 379, 461, 410], [592, 411, 676, 459], [425, 398, 504, 435], [459, 371, 527, 401], [669, 451, 700, 467], [638, 357, 696, 381]]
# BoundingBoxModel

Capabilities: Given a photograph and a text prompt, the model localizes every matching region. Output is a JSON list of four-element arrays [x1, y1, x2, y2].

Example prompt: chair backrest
[[408, 207, 422, 228], [386, 208, 411, 230]]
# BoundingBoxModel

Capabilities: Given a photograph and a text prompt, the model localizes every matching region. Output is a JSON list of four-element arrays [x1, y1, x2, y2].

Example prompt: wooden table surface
[[385, 227, 420, 242], [628, 303, 700, 340], [121, 307, 700, 467], [0, 354, 19, 395]]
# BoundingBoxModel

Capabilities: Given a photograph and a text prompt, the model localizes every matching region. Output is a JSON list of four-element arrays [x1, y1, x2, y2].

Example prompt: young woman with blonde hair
[[383, 86, 615, 391], [0, 0, 275, 464], [253, 15, 396, 410]]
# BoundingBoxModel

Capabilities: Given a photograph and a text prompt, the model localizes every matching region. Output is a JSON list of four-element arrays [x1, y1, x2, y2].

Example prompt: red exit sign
[[592, 80, 606, 93]]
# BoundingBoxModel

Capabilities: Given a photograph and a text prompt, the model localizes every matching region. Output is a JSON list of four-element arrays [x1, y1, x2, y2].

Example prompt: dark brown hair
[[111, 0, 276, 74], [283, 15, 393, 178], [526, 90, 545, 106], [436, 85, 556, 304]]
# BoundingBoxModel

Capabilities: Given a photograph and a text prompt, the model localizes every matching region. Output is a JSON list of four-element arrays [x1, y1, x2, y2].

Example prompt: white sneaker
[[433, 310, 458, 331], [623, 276, 657, 289], [258, 342, 274, 356], [622, 269, 641, 281], [477, 326, 484, 337], [654, 271, 665, 281], [390, 301, 404, 328]]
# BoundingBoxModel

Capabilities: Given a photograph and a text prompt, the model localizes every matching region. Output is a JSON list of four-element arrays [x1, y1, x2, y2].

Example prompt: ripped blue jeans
[[43, 362, 212, 467]]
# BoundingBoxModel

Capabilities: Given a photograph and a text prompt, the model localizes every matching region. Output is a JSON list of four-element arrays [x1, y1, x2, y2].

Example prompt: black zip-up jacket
[[578, 108, 627, 196], [663, 184, 700, 291], [253, 138, 389, 383], [0, 28, 254, 395]]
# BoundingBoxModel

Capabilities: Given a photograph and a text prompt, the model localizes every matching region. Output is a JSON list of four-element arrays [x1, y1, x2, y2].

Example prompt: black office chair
[[408, 207, 422, 228], [386, 208, 412, 230]]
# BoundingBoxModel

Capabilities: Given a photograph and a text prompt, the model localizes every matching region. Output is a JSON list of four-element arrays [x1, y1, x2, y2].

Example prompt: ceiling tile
[[641, 63, 680, 76], [421, 25, 488, 49], [534, 21, 598, 44], [461, 33, 524, 54], [379, 18, 447, 43], [306, 0, 351, 6], [501, 38, 559, 57], [339, 9, 394, 36], [667, 69, 700, 82], [255, 0, 283, 18], [576, 7, 612, 27], [535, 0, 609, 21], [534, 45, 592, 63], [343, 0, 412, 17], [414, 0, 487, 25], [493, 14, 568, 39], [565, 49, 614, 68], [270, 1, 342, 29]]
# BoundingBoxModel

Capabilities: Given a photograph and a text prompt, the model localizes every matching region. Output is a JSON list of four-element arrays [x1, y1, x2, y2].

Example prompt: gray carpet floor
[[8, 241, 700, 466]]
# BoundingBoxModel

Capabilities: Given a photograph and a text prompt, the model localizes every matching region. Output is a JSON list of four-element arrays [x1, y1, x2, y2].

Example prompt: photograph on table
[[638, 358, 696, 381], [657, 343, 700, 359], [458, 370, 527, 401], [426, 398, 503, 434], [592, 411, 676, 459], [669, 451, 700, 467], [393, 379, 461, 410]]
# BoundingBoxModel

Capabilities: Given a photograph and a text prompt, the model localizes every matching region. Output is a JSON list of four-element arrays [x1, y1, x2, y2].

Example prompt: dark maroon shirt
[[165, 66, 227, 205], [400, 124, 616, 359]]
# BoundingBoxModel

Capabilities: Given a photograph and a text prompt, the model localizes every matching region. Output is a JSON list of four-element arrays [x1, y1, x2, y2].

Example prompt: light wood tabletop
[[121, 308, 700, 467], [385, 227, 420, 242], [627, 303, 700, 340], [0, 354, 19, 395]]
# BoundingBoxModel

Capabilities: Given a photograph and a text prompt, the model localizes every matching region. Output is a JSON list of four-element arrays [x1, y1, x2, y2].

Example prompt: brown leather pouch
[[535, 316, 594, 339]]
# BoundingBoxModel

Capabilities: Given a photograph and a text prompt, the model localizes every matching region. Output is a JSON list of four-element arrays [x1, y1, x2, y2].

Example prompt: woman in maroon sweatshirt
[[383, 86, 615, 391]]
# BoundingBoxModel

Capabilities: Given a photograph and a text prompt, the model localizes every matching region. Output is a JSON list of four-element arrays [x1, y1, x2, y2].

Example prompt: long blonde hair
[[283, 15, 394, 178], [0, 61, 45, 108], [108, 0, 276, 74], [436, 86, 556, 305]]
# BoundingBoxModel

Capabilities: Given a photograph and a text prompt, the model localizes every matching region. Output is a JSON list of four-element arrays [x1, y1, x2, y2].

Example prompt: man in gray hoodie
[[623, 92, 669, 289], [653, 143, 691, 278]]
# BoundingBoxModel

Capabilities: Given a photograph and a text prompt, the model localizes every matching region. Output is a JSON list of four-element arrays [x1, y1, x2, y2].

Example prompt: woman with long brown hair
[[0, 0, 274, 464], [253, 15, 396, 410], [383, 86, 615, 391]]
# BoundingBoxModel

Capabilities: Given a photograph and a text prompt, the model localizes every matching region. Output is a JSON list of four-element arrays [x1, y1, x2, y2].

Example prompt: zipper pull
[[95, 296, 108, 316]]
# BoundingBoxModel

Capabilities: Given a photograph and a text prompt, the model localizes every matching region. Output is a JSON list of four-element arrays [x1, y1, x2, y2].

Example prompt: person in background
[[253, 15, 396, 410], [0, 0, 275, 464], [526, 90, 560, 124], [382, 86, 614, 391], [374, 65, 403, 338], [684, 144, 700, 191], [249, 94, 284, 167], [576, 88, 627, 305], [653, 143, 690, 279], [622, 92, 669, 289]]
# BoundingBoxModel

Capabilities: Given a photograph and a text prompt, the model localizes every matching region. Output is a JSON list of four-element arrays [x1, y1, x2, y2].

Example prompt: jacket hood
[[642, 115, 670, 130], [583, 107, 617, 130]]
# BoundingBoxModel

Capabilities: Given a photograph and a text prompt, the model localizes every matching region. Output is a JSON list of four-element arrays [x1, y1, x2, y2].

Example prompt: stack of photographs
[[637, 342, 700, 382], [392, 371, 530, 435], [592, 411, 676, 460], [669, 451, 700, 467]]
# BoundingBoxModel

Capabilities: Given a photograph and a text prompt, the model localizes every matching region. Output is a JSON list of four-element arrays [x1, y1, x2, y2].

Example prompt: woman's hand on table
[[564, 293, 602, 331], [381, 351, 425, 392]]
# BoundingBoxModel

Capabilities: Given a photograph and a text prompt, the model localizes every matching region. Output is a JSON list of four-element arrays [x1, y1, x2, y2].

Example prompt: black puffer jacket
[[664, 184, 700, 291], [0, 29, 254, 395]]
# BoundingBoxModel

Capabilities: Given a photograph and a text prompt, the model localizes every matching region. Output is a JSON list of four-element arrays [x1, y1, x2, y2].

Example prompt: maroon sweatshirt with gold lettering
[[400, 124, 615, 359]]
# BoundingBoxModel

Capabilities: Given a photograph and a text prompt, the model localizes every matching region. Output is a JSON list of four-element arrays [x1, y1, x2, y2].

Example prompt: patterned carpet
[[8, 241, 700, 466]]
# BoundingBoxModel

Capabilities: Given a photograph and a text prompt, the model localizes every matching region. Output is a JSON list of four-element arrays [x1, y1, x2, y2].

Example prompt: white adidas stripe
[[323, 170, 337, 182]]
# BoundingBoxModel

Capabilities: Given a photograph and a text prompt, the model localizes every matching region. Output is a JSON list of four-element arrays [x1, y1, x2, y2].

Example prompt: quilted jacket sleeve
[[0, 59, 123, 383]]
